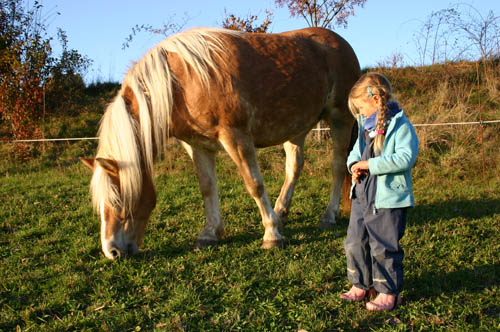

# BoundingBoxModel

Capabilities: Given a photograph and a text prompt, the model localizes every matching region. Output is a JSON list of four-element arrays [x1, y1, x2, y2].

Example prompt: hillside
[[379, 61, 500, 180], [2, 61, 499, 179]]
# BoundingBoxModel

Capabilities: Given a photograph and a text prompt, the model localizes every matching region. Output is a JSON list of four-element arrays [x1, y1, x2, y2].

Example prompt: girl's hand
[[352, 169, 363, 183], [351, 161, 370, 183], [351, 160, 369, 173]]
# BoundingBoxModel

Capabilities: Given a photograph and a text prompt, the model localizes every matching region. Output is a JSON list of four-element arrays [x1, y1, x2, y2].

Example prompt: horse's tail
[[341, 122, 358, 216]]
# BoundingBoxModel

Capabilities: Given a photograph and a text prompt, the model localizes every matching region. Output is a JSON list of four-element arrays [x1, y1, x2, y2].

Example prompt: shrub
[[0, 0, 90, 158]]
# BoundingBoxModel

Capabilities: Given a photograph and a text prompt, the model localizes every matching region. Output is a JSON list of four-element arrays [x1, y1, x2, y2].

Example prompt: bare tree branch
[[275, 0, 366, 29], [221, 9, 274, 33], [122, 13, 192, 49], [413, 4, 499, 64]]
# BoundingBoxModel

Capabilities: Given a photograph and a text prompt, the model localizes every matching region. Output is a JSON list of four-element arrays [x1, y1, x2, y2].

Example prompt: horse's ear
[[122, 85, 140, 121], [96, 158, 119, 178], [80, 158, 95, 170]]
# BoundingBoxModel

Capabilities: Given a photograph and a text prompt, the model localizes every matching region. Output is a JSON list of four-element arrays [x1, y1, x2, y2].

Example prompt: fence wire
[[312, 119, 500, 131], [2, 119, 500, 143]]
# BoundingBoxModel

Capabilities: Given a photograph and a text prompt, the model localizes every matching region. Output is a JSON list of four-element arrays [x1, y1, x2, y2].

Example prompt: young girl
[[340, 72, 419, 311]]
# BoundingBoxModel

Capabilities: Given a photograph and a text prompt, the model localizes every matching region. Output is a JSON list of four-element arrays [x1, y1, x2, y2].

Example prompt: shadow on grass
[[410, 198, 500, 226], [263, 212, 351, 248], [134, 241, 198, 261], [135, 229, 263, 261], [332, 264, 500, 331], [135, 197, 499, 260], [135, 213, 349, 260], [405, 263, 500, 299]]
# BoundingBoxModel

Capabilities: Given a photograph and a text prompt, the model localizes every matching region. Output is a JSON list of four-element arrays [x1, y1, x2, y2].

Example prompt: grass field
[[1, 137, 499, 331]]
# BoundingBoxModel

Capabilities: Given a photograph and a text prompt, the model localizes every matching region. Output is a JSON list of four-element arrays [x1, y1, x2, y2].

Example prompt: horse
[[81, 27, 360, 260]]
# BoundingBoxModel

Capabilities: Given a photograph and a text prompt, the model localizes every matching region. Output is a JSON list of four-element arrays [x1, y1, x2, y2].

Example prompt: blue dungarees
[[344, 129, 407, 295]]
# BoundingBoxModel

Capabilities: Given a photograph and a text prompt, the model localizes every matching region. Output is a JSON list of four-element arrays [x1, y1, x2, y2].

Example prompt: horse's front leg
[[274, 133, 306, 224], [181, 141, 223, 247], [219, 129, 283, 249]]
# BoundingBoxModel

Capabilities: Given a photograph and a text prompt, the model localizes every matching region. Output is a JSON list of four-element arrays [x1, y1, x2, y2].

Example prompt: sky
[[40, 0, 499, 83]]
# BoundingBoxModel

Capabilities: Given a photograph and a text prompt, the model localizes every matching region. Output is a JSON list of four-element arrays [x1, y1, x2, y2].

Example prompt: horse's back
[[169, 28, 359, 148], [279, 27, 361, 102]]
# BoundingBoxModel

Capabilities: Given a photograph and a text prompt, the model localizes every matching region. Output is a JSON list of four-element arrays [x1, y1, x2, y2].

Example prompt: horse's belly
[[177, 134, 223, 152], [251, 120, 317, 147]]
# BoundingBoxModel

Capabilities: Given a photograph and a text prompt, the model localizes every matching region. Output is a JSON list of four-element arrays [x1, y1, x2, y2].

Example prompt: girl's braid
[[373, 86, 390, 156]]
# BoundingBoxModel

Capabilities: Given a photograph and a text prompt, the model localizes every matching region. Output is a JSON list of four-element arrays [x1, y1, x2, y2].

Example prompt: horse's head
[[81, 156, 156, 260]]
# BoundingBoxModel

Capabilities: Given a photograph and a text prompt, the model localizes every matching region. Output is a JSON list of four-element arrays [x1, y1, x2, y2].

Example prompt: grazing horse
[[81, 27, 360, 260]]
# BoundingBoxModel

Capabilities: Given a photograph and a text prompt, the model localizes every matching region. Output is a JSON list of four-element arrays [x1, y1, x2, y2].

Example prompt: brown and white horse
[[81, 27, 360, 259]]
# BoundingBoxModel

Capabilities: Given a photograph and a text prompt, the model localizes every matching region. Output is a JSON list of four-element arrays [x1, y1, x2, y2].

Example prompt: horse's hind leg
[[319, 112, 356, 229], [219, 129, 283, 248], [181, 141, 224, 247], [274, 133, 306, 224]]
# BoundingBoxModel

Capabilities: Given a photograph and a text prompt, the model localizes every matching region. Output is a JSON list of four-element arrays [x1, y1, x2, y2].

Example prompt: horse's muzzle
[[106, 242, 138, 259]]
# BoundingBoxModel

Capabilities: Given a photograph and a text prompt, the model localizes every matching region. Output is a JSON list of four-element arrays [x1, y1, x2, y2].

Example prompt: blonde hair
[[348, 72, 395, 156]]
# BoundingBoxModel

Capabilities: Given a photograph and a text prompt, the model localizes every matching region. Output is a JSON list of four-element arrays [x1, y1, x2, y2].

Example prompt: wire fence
[[312, 120, 500, 131], [4, 137, 99, 143], [2, 119, 500, 143]]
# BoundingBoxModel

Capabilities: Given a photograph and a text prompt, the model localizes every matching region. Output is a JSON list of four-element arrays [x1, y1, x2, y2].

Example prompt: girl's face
[[356, 95, 381, 118]]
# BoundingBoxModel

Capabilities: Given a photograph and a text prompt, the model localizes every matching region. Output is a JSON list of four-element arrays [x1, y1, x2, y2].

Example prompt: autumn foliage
[[0, 1, 46, 143], [0, 0, 89, 157], [221, 10, 274, 33], [275, 0, 366, 29]]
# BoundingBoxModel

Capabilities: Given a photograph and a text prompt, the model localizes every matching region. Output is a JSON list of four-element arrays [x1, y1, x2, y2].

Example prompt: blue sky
[[42, 0, 499, 83]]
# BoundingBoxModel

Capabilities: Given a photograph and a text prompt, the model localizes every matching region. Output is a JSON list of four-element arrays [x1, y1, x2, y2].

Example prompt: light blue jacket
[[347, 110, 419, 208]]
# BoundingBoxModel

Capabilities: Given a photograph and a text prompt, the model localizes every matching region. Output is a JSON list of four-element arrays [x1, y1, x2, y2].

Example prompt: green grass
[[0, 141, 499, 332]]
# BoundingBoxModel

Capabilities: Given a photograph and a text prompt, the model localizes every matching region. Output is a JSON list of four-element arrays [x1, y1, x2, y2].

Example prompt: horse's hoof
[[318, 219, 336, 230], [195, 239, 219, 248], [261, 239, 284, 249], [276, 218, 287, 233], [278, 216, 287, 227], [318, 212, 337, 230], [275, 210, 288, 226]]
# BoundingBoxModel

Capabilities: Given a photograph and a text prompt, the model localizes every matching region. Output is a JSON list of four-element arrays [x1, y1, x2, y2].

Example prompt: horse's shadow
[[134, 213, 348, 261]]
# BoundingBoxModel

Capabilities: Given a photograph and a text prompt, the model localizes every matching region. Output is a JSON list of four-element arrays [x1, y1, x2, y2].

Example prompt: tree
[[0, 0, 90, 157], [221, 10, 274, 33], [44, 29, 90, 116], [412, 5, 499, 66], [412, 10, 452, 66], [1, 0, 50, 146], [275, 0, 367, 29], [445, 4, 500, 61]]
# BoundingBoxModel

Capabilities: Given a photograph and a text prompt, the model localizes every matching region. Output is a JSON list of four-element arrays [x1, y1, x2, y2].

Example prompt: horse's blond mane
[[91, 28, 243, 214]]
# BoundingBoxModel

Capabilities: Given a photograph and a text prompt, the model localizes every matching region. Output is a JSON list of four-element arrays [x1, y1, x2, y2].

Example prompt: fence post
[[476, 61, 486, 180], [42, 84, 46, 154], [315, 122, 322, 142]]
